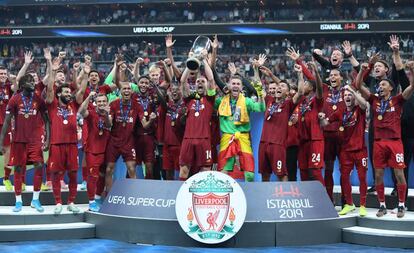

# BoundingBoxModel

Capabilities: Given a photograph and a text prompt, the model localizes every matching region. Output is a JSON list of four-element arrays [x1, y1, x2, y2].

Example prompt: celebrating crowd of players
[[0, 34, 413, 219]]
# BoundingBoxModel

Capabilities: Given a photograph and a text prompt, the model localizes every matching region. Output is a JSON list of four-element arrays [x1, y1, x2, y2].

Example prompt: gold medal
[[99, 130, 103, 136], [63, 119, 68, 125], [332, 104, 337, 110], [24, 114, 29, 119], [195, 112, 200, 117], [377, 115, 383, 121], [339, 126, 344, 132], [171, 121, 175, 127], [301, 117, 305, 122], [288, 121, 293, 126], [229, 116, 233, 121], [266, 116, 271, 121], [144, 111, 149, 117], [122, 122, 126, 127]]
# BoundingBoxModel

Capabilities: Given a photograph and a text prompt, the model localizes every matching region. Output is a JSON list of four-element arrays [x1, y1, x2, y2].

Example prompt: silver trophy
[[186, 36, 211, 71]]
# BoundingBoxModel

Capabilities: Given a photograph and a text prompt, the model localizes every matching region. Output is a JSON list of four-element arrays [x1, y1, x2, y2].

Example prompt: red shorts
[[135, 134, 155, 164], [179, 138, 212, 167], [85, 152, 105, 169], [259, 142, 287, 176], [298, 140, 324, 170], [85, 152, 105, 177], [9, 142, 43, 166], [105, 140, 136, 163], [324, 135, 341, 162], [48, 144, 79, 172], [339, 148, 368, 173], [162, 145, 180, 171], [0, 124, 11, 146], [373, 139, 405, 169]]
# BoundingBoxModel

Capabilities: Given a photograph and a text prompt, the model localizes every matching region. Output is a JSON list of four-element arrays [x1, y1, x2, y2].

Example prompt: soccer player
[[158, 84, 186, 180], [79, 92, 111, 212], [259, 64, 303, 182], [215, 58, 266, 182], [320, 85, 369, 216], [179, 51, 216, 181], [0, 73, 50, 212], [297, 62, 325, 185], [105, 81, 142, 191], [134, 76, 157, 179], [322, 69, 345, 201], [355, 62, 414, 218], [45, 54, 85, 214], [0, 66, 14, 191]]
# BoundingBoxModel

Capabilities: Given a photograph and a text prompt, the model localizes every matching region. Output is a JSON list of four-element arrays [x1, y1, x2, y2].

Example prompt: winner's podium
[[86, 178, 354, 247]]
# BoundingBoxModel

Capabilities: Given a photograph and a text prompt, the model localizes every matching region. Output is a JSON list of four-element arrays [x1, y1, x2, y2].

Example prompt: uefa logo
[[175, 171, 247, 244]]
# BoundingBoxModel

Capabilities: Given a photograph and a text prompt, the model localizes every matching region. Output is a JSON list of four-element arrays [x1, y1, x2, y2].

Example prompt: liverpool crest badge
[[176, 171, 247, 244]]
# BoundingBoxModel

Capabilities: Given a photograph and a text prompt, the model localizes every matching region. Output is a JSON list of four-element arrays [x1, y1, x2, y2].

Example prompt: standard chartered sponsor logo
[[107, 195, 175, 208], [133, 26, 175, 34]]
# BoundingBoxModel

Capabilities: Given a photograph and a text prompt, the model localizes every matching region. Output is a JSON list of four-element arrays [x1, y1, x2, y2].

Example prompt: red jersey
[[287, 105, 300, 147], [330, 106, 366, 152], [134, 93, 157, 136], [47, 98, 80, 144], [84, 108, 110, 154], [183, 95, 215, 139], [160, 100, 185, 146], [34, 81, 46, 98], [83, 84, 112, 102], [369, 93, 405, 140], [109, 98, 142, 147], [6, 93, 46, 143], [0, 82, 13, 125], [260, 96, 294, 145], [298, 95, 324, 141], [322, 85, 345, 133]]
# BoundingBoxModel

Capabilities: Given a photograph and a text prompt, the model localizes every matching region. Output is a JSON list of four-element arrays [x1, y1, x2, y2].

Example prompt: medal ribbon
[[195, 99, 201, 114], [342, 109, 355, 127], [300, 95, 314, 117], [58, 106, 69, 122], [139, 96, 149, 112], [330, 88, 340, 105], [379, 96, 392, 116], [169, 101, 182, 122], [21, 93, 33, 115], [98, 117, 104, 131], [120, 100, 131, 123]]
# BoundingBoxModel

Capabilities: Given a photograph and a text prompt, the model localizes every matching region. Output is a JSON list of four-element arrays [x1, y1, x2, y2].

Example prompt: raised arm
[[209, 35, 218, 68], [402, 62, 414, 100], [388, 35, 404, 71], [308, 62, 323, 99], [41, 109, 50, 152], [312, 49, 330, 69], [78, 91, 95, 118], [286, 47, 315, 81], [165, 34, 182, 79], [259, 65, 280, 84], [75, 64, 90, 104], [345, 85, 367, 110], [16, 51, 34, 90], [354, 63, 372, 100], [342, 40, 360, 68], [158, 59, 172, 89], [292, 64, 304, 104], [181, 67, 191, 98], [45, 50, 60, 104], [133, 57, 143, 83]]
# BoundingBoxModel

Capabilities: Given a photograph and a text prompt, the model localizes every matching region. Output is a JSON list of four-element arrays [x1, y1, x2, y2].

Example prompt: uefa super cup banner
[[100, 175, 337, 244]]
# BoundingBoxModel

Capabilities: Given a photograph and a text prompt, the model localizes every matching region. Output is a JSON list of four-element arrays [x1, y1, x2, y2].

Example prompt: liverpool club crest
[[176, 171, 247, 244]]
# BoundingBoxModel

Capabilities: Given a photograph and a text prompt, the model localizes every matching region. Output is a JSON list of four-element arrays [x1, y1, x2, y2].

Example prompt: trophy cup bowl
[[186, 36, 211, 71]]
